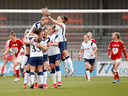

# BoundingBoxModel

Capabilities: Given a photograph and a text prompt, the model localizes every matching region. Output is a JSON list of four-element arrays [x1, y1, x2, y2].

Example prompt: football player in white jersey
[[79, 35, 98, 81], [41, 29, 51, 89], [20, 16, 48, 75], [48, 15, 75, 78], [29, 29, 47, 89], [48, 25, 61, 88]]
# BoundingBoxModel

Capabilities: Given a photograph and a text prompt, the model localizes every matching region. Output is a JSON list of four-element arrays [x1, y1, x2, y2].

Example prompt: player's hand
[[78, 53, 81, 58], [95, 55, 97, 59], [3, 53, 6, 55], [125, 58, 128, 61], [91, 53, 94, 56], [108, 56, 111, 59]]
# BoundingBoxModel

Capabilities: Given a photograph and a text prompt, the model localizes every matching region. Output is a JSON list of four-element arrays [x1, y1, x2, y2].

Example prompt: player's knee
[[51, 68, 55, 74], [55, 66, 60, 71]]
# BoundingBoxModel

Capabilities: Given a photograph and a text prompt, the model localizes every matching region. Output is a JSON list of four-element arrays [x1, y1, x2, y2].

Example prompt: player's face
[[57, 16, 63, 23], [48, 27, 54, 36], [39, 31, 44, 38], [112, 33, 116, 39], [41, 20, 48, 26], [84, 35, 88, 41], [44, 30, 48, 37], [9, 35, 15, 41]]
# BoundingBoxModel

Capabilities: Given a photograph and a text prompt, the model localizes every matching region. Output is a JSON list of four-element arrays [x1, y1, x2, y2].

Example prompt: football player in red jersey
[[108, 32, 127, 83], [3, 31, 24, 81], [1, 37, 16, 77]]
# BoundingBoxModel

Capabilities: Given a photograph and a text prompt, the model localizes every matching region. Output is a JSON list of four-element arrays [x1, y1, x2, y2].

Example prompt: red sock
[[35, 82, 38, 87], [1, 65, 5, 75], [13, 66, 16, 75], [89, 70, 93, 73], [16, 70, 19, 78], [116, 72, 119, 79], [114, 72, 117, 80]]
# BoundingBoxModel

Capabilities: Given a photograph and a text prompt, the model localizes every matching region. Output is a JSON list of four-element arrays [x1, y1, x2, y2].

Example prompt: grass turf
[[0, 76, 128, 96]]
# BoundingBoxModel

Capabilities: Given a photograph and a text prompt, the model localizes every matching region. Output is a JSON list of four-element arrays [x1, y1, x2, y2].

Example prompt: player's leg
[[12, 59, 20, 81], [1, 60, 8, 77], [115, 60, 121, 83], [62, 56, 69, 78], [20, 46, 30, 74], [59, 42, 70, 77], [37, 57, 44, 89], [23, 63, 30, 89], [62, 50, 75, 76], [43, 61, 48, 89], [85, 59, 90, 81], [49, 56, 57, 88], [55, 54, 61, 87], [112, 60, 117, 83], [34, 68, 39, 88], [29, 57, 36, 89]]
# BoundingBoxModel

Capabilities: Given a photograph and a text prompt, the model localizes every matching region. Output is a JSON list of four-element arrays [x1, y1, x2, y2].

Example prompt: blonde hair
[[114, 32, 120, 40]]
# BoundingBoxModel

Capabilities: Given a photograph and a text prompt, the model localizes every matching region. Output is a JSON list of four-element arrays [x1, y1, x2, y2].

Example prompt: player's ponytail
[[60, 15, 70, 24]]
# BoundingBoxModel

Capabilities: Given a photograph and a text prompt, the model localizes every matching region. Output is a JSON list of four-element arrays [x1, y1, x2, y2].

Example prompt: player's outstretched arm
[[48, 16, 63, 27]]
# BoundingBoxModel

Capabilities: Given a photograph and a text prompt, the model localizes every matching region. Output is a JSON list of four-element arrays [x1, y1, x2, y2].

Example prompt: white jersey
[[20, 45, 26, 54], [48, 33, 60, 56], [43, 36, 50, 55], [29, 37, 43, 57], [27, 21, 47, 37], [55, 23, 67, 42], [81, 41, 97, 59]]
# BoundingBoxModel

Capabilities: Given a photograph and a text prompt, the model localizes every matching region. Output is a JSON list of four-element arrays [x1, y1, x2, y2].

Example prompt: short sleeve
[[55, 35, 59, 42], [92, 42, 97, 48], [81, 43, 84, 49]]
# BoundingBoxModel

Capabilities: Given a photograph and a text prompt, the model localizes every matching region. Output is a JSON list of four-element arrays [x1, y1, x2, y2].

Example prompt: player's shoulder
[[16, 38, 22, 42], [119, 40, 124, 44]]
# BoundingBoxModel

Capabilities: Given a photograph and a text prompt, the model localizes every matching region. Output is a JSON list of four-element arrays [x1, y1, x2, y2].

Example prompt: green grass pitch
[[0, 76, 128, 96]]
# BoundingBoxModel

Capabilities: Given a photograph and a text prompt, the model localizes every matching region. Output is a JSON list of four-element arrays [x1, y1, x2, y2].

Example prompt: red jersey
[[91, 39, 96, 44], [108, 40, 127, 60], [8, 38, 24, 57]]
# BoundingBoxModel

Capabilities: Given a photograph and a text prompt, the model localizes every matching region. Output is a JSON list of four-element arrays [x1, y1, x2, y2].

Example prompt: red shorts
[[4, 53, 15, 62]]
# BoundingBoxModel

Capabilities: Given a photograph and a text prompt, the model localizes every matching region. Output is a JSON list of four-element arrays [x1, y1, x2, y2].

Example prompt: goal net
[[0, 9, 128, 76]]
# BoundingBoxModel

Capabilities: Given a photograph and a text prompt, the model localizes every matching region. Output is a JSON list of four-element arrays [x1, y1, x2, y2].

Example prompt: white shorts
[[111, 59, 121, 64]]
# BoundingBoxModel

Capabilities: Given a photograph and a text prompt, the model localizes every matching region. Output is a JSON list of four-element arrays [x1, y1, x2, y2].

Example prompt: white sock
[[31, 75, 35, 84], [15, 64, 19, 70], [51, 74, 56, 84], [62, 60, 68, 71], [86, 70, 90, 79], [21, 55, 28, 69], [44, 71, 47, 84], [56, 71, 61, 82], [35, 72, 39, 83], [24, 72, 29, 84], [28, 75, 31, 84], [39, 75, 44, 84], [67, 57, 73, 70]]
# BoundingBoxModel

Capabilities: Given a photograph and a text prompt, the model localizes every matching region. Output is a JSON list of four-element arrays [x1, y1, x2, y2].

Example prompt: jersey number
[[32, 45, 41, 52]]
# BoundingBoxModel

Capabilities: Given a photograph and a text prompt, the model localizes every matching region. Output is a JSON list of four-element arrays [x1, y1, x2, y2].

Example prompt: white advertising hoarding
[[97, 61, 128, 76]]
